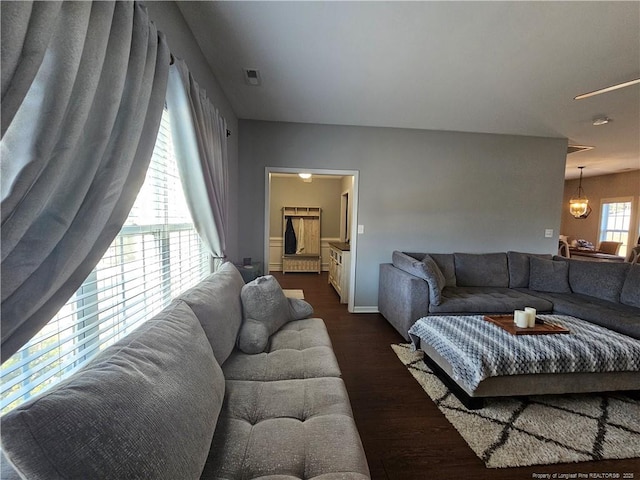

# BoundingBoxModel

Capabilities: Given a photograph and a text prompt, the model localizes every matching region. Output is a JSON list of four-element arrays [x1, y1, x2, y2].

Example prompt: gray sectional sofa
[[1, 263, 370, 479], [379, 250, 640, 341]]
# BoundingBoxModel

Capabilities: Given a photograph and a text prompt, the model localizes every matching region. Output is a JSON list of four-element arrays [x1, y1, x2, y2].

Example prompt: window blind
[[1, 111, 211, 414]]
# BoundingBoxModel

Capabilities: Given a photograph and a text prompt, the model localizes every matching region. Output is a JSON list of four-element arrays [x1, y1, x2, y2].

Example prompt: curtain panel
[[166, 59, 229, 268], [1, 1, 170, 363]]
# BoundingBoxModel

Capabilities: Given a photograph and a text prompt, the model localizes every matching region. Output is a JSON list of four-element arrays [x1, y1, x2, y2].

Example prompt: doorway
[[264, 167, 359, 312]]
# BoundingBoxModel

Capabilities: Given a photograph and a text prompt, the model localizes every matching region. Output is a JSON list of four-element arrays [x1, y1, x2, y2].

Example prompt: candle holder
[[514, 310, 529, 328], [524, 307, 537, 328]]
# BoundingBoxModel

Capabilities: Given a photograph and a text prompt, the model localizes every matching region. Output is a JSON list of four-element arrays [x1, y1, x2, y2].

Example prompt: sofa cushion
[[422, 255, 446, 305], [428, 287, 553, 314], [237, 275, 313, 354], [268, 318, 334, 351], [568, 259, 630, 303], [621, 264, 640, 308], [507, 251, 552, 288], [1, 300, 223, 480], [529, 256, 571, 293], [224, 318, 341, 381], [393, 252, 446, 304], [201, 378, 370, 479], [179, 261, 245, 364], [405, 252, 456, 287], [392, 251, 430, 279], [1, 451, 19, 480], [223, 347, 342, 381], [453, 253, 509, 287], [524, 290, 640, 340], [223, 318, 340, 382]]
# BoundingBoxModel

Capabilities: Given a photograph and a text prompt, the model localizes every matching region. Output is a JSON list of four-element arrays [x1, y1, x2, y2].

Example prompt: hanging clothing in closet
[[296, 218, 305, 254], [284, 217, 297, 254]]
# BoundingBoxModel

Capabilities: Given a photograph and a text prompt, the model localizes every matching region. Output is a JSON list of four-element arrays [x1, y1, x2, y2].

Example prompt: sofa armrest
[[378, 263, 429, 341]]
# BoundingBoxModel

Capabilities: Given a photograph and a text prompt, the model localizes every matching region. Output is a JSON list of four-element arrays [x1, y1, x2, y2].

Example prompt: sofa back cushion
[[621, 264, 640, 308], [1, 300, 224, 480], [529, 257, 571, 293], [179, 261, 245, 364], [1, 450, 19, 480], [453, 253, 509, 287], [568, 260, 629, 303], [507, 251, 552, 288]]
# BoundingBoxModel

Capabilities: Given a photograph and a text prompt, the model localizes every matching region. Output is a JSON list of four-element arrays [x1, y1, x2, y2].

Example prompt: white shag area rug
[[391, 343, 640, 468]]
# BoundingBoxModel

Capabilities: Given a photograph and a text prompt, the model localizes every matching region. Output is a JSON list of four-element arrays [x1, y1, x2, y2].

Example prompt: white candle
[[525, 307, 537, 328], [514, 310, 528, 328]]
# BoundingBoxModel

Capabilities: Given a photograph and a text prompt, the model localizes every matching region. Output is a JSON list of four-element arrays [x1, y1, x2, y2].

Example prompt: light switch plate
[[545, 229, 554, 238], [357, 225, 364, 234]]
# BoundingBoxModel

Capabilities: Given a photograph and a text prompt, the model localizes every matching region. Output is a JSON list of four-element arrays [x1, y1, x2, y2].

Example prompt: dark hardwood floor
[[272, 271, 640, 480]]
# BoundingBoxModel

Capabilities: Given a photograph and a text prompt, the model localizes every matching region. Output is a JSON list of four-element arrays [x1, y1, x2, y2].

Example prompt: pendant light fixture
[[569, 166, 591, 219]]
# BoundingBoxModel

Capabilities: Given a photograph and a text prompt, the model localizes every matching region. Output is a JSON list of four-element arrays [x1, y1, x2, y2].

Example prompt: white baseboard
[[351, 306, 379, 314]]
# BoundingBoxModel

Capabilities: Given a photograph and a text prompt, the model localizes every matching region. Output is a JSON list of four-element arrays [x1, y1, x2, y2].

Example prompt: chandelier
[[569, 166, 591, 219]]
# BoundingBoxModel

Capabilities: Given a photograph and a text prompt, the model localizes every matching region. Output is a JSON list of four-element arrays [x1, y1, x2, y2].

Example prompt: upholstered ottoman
[[409, 314, 640, 409]]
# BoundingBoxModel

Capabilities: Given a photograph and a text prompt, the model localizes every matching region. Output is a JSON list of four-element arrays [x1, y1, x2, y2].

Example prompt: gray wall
[[145, 1, 240, 262], [239, 120, 568, 309], [270, 176, 342, 238]]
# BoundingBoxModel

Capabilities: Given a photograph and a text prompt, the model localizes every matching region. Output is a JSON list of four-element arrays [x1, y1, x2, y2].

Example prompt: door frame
[[264, 167, 359, 312]]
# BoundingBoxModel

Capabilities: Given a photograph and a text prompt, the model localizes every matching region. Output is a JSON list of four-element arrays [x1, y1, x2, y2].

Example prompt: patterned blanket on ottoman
[[408, 314, 640, 392]]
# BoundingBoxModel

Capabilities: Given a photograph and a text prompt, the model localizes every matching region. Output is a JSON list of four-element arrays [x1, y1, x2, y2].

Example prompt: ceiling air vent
[[567, 145, 594, 154], [244, 68, 261, 86]]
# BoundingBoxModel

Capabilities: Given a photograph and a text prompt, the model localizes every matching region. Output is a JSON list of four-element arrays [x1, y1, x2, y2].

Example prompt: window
[[1, 110, 210, 414], [599, 198, 633, 258]]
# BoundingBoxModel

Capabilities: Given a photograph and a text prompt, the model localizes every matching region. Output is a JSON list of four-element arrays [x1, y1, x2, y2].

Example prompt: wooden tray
[[483, 314, 570, 335]]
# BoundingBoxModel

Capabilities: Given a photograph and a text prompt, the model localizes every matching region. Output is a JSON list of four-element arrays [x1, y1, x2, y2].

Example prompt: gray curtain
[[166, 59, 229, 270], [1, 1, 170, 363]]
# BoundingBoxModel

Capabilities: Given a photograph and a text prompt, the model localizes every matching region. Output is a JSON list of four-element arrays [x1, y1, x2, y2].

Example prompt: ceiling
[[177, 1, 640, 179]]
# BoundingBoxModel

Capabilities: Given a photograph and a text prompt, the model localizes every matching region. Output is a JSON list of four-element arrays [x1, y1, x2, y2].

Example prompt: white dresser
[[328, 242, 350, 304]]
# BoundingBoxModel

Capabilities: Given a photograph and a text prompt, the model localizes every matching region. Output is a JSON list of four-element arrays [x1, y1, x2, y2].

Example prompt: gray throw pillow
[[237, 276, 313, 354], [429, 253, 456, 287], [529, 256, 571, 293], [421, 255, 447, 305], [391, 251, 446, 305], [392, 251, 427, 278]]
